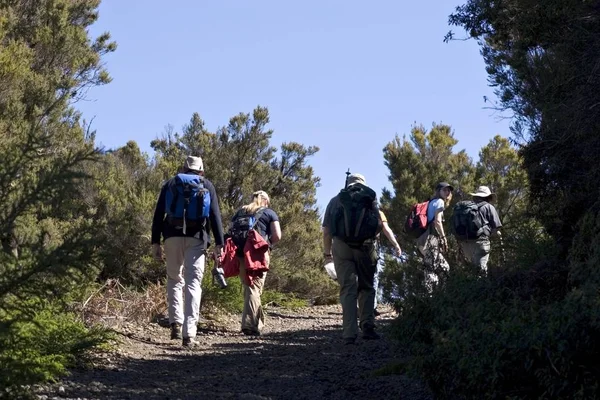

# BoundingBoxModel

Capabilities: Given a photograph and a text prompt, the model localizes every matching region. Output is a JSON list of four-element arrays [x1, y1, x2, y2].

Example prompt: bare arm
[[433, 209, 446, 238], [433, 209, 448, 251], [270, 221, 282, 244], [382, 222, 402, 255]]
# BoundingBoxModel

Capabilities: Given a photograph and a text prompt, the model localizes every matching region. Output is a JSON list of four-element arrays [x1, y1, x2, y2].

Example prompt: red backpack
[[404, 200, 430, 238]]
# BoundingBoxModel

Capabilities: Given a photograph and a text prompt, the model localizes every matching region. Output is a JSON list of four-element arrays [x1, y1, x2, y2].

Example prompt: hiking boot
[[242, 328, 261, 336], [182, 337, 199, 347], [362, 327, 381, 340], [170, 323, 182, 340]]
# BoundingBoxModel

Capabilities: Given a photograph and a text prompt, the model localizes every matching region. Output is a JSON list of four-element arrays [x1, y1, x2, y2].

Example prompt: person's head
[[346, 173, 366, 187], [253, 190, 270, 207], [182, 155, 204, 175], [241, 190, 271, 213], [470, 186, 495, 203], [435, 182, 454, 205]]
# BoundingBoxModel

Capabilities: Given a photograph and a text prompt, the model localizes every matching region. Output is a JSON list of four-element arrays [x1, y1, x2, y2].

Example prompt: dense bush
[[0, 300, 113, 390], [392, 263, 600, 399]]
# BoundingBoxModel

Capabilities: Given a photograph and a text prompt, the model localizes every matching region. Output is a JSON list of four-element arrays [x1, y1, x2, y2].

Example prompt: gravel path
[[35, 304, 432, 400]]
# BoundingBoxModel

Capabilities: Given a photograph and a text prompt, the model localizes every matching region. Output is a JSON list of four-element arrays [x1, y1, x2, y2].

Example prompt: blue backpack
[[164, 173, 210, 232]]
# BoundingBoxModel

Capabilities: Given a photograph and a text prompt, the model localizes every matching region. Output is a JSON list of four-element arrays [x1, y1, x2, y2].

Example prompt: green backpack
[[451, 200, 486, 241]]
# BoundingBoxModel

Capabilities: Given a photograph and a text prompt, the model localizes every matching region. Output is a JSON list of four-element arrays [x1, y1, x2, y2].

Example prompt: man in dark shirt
[[151, 155, 224, 347], [459, 186, 503, 273], [322, 173, 381, 344]]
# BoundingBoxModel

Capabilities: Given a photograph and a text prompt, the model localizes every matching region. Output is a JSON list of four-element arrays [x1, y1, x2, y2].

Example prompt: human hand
[[394, 245, 402, 257], [440, 237, 448, 253], [152, 243, 163, 261], [213, 245, 223, 262]]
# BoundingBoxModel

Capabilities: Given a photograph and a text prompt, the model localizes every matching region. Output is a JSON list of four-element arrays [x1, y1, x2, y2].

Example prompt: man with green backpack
[[451, 186, 502, 272], [322, 173, 383, 344]]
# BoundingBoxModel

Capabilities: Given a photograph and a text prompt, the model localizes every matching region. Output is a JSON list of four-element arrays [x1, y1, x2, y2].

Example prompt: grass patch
[[263, 290, 309, 309]]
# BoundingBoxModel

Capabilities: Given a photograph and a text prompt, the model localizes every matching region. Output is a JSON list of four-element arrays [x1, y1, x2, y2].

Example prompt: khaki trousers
[[332, 238, 378, 339], [238, 252, 269, 333], [460, 238, 491, 272], [164, 236, 206, 339]]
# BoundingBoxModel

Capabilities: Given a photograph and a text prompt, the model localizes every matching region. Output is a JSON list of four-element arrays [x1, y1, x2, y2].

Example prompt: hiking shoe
[[242, 328, 261, 336], [362, 328, 381, 340], [170, 323, 182, 340], [344, 337, 356, 345], [182, 337, 199, 347]]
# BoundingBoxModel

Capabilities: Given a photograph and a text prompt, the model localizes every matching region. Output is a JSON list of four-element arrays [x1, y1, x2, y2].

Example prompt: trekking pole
[[499, 233, 507, 264], [345, 168, 351, 189]]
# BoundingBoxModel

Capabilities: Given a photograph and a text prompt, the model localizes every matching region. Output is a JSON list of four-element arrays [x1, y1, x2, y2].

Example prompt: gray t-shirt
[[477, 202, 502, 237]]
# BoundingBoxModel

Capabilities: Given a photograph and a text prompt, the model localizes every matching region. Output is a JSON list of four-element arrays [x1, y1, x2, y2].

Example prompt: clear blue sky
[[78, 0, 512, 212]]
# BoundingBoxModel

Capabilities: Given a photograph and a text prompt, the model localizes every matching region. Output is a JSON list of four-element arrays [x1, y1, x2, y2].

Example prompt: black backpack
[[228, 207, 266, 252], [451, 200, 486, 241], [331, 183, 382, 246]]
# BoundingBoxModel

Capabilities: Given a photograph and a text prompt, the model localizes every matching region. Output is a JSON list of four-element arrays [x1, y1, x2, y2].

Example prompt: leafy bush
[[200, 266, 313, 315], [0, 300, 114, 390], [201, 270, 245, 314], [392, 257, 600, 399]]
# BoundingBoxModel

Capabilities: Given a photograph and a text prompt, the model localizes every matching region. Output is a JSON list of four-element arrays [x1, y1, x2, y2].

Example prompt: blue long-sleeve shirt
[[151, 176, 224, 249]]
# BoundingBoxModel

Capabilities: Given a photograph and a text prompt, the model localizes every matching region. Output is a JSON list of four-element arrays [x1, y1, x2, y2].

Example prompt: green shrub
[[392, 265, 600, 399], [201, 269, 245, 314], [0, 300, 114, 390]]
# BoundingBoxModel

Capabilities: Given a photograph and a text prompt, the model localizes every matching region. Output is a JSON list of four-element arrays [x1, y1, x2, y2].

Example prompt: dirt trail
[[35, 304, 432, 400]]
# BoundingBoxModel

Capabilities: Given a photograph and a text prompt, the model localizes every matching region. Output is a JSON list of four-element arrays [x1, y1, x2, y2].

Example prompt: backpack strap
[[196, 177, 208, 222], [476, 201, 490, 236], [168, 177, 179, 215], [252, 207, 267, 229]]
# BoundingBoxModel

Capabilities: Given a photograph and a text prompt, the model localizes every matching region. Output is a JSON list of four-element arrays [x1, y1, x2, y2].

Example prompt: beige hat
[[184, 155, 203, 172], [347, 173, 366, 186], [470, 185, 494, 199]]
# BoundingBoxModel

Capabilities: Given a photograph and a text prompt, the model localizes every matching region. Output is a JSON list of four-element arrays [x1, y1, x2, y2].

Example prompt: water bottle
[[212, 265, 227, 289]]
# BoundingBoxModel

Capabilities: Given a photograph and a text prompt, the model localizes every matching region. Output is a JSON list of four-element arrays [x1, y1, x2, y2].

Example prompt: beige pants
[[237, 252, 269, 333], [332, 238, 378, 340], [164, 236, 206, 339], [460, 238, 491, 272]]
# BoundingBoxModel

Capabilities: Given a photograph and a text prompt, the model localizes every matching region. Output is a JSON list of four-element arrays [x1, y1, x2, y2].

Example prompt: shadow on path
[[42, 313, 432, 400]]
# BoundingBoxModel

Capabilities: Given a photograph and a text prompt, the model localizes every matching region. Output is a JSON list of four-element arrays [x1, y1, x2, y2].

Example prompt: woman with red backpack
[[417, 182, 453, 290]]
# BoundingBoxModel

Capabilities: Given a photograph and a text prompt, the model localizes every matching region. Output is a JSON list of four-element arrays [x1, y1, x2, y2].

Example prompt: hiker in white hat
[[457, 185, 503, 273], [151, 155, 225, 347]]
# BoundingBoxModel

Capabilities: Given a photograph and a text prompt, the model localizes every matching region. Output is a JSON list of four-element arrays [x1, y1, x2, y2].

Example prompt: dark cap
[[436, 182, 454, 192]]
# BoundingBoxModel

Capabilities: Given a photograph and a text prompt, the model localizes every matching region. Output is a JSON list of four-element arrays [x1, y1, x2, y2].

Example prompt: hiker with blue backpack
[[228, 190, 281, 336], [322, 173, 383, 344], [151, 155, 225, 347], [451, 186, 502, 273]]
